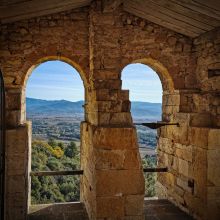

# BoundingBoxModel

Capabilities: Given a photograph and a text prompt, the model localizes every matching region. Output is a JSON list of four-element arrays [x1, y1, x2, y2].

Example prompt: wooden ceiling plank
[[124, 4, 198, 37], [170, 0, 220, 21], [146, 0, 212, 31], [0, 0, 91, 19], [125, 0, 204, 35], [193, 0, 220, 11], [1, 1, 90, 23], [151, 0, 220, 28]]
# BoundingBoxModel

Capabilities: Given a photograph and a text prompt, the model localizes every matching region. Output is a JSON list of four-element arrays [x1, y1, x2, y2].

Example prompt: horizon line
[[26, 97, 162, 104]]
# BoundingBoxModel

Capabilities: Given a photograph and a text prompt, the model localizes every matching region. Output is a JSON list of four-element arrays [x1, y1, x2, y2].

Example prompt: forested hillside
[[31, 140, 80, 204]]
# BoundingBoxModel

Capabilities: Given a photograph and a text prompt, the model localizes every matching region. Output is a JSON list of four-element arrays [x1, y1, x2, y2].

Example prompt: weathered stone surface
[[96, 169, 145, 196], [96, 196, 124, 218], [208, 149, 220, 186], [94, 148, 125, 170], [125, 194, 144, 216], [175, 144, 193, 162], [93, 127, 138, 150], [208, 129, 220, 149], [190, 127, 209, 148]]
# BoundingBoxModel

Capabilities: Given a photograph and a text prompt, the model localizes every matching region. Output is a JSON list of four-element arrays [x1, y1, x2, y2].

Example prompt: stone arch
[[21, 55, 88, 122], [23, 56, 87, 207], [126, 57, 175, 93], [23, 56, 88, 89]]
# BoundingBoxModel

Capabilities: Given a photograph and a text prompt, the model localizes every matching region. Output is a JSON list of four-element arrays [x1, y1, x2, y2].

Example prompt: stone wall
[[0, 7, 90, 220], [155, 28, 220, 220], [0, 0, 219, 219], [193, 29, 220, 219]]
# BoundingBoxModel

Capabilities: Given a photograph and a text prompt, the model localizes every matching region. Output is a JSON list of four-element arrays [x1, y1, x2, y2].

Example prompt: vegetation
[[31, 137, 157, 204], [31, 139, 80, 204], [142, 155, 157, 197]]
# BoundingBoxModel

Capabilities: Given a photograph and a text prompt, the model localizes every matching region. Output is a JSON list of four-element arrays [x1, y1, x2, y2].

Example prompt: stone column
[[81, 1, 145, 219], [5, 122, 31, 220]]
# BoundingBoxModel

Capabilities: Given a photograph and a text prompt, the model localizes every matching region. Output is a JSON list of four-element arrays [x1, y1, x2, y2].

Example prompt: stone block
[[125, 194, 144, 216], [5, 91, 21, 110], [7, 175, 26, 194], [208, 129, 220, 149], [109, 112, 132, 125], [94, 149, 125, 170], [7, 153, 27, 175], [163, 94, 180, 106], [123, 150, 142, 169], [6, 124, 30, 154], [175, 145, 193, 162], [118, 90, 129, 101], [162, 172, 175, 187], [208, 149, 220, 186], [193, 147, 207, 200], [96, 196, 124, 218], [95, 89, 110, 101], [97, 101, 111, 112], [190, 127, 209, 148], [96, 170, 144, 196], [6, 110, 21, 127], [157, 138, 174, 154], [166, 124, 189, 145], [93, 127, 138, 150], [93, 79, 121, 90], [95, 69, 119, 80], [177, 177, 192, 193], [190, 113, 213, 127], [98, 112, 110, 125], [178, 158, 189, 177]]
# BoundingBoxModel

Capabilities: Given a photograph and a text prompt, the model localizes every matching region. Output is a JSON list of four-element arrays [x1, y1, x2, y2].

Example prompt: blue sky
[[27, 61, 162, 103], [122, 64, 162, 103]]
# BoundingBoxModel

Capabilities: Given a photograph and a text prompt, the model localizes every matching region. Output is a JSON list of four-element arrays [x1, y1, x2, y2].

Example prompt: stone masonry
[[0, 0, 219, 219]]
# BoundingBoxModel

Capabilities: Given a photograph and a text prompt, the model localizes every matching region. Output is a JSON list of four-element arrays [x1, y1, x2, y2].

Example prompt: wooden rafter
[[0, 0, 91, 23]]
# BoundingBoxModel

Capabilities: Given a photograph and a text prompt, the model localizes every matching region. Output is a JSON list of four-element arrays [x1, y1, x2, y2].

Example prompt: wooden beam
[[194, 0, 220, 11], [147, 0, 219, 30], [0, 0, 91, 23], [151, 0, 220, 27], [124, 0, 203, 37], [126, 0, 207, 34], [30, 170, 84, 176], [143, 167, 168, 173], [102, 0, 122, 13], [171, 0, 220, 20]]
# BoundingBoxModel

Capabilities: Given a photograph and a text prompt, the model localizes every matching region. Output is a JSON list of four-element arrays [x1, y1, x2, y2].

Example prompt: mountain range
[[26, 97, 161, 121]]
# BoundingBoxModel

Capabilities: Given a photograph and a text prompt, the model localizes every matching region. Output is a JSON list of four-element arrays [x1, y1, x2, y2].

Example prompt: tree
[[64, 141, 78, 158], [48, 138, 57, 147]]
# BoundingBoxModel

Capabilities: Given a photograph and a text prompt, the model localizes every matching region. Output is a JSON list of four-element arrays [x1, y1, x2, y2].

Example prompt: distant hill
[[131, 101, 161, 121], [26, 98, 161, 121], [26, 98, 84, 116]]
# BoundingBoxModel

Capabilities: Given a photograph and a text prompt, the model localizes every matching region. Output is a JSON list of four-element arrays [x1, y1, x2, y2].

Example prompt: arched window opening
[[122, 63, 162, 198], [26, 61, 84, 204]]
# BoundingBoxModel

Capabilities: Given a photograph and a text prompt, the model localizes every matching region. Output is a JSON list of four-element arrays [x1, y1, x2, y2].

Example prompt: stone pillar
[[81, 1, 145, 219], [81, 123, 145, 220], [5, 122, 31, 220]]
